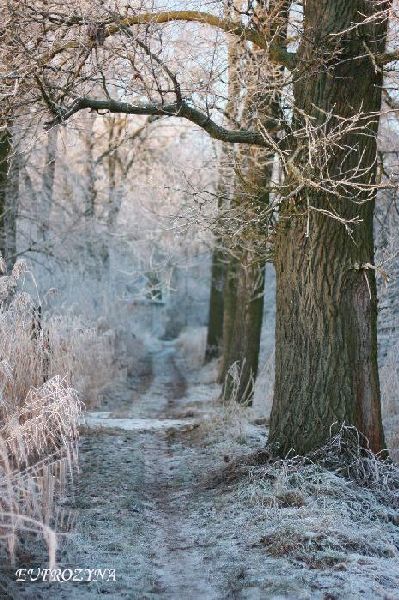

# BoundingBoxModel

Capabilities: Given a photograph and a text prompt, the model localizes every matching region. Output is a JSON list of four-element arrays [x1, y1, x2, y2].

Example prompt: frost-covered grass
[[240, 449, 398, 595], [171, 359, 399, 599], [187, 353, 399, 597], [47, 313, 118, 408], [0, 262, 119, 568], [0, 376, 81, 569], [207, 423, 399, 596]]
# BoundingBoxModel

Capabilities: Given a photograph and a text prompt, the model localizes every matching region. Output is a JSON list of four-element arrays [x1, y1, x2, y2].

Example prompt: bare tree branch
[[44, 97, 273, 148], [37, 10, 296, 71], [106, 11, 296, 69]]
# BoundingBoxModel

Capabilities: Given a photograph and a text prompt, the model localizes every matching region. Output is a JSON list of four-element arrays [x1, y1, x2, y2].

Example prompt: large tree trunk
[[269, 0, 387, 455]]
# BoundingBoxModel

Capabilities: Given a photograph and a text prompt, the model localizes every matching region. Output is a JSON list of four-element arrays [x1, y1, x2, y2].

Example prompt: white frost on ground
[[4, 338, 399, 600]]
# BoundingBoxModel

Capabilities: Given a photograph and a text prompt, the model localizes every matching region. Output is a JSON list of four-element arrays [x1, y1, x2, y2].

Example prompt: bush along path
[[4, 339, 399, 600]]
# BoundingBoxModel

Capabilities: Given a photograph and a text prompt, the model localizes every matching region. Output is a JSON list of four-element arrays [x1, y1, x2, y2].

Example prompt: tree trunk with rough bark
[[269, 0, 387, 455]]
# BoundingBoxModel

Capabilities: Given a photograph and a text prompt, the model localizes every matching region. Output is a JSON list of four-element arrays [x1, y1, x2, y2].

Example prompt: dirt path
[[5, 342, 233, 599], [4, 341, 399, 600]]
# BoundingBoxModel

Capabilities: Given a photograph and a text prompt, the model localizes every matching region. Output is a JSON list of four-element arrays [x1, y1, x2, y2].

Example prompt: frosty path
[[7, 341, 399, 600], [9, 342, 232, 599]]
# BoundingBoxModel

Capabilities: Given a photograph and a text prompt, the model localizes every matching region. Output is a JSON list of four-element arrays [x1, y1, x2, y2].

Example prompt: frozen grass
[[47, 314, 118, 408], [0, 297, 116, 411], [235, 429, 399, 591], [0, 261, 114, 567], [200, 420, 399, 597], [188, 344, 399, 590], [176, 358, 399, 598], [0, 376, 81, 569]]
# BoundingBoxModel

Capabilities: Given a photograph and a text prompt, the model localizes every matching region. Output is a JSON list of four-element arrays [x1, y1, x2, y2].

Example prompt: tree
[[4, 0, 396, 454], [205, 2, 243, 365], [204, 179, 228, 363], [0, 128, 11, 264], [0, 126, 19, 270], [269, 0, 389, 455], [219, 1, 288, 405]]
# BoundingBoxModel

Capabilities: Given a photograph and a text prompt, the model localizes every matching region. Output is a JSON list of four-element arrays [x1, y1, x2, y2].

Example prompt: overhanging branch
[[38, 10, 296, 71], [44, 97, 271, 147], [106, 11, 296, 70]]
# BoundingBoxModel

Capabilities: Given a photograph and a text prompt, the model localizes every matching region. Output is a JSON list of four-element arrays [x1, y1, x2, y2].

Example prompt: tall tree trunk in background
[[218, 254, 238, 378], [220, 1, 287, 404], [204, 244, 226, 361], [39, 127, 58, 244], [103, 115, 124, 272], [269, 0, 387, 455], [221, 252, 266, 403], [84, 119, 96, 221], [0, 127, 19, 270], [205, 147, 233, 363], [212, 0, 267, 397], [4, 146, 19, 270], [205, 2, 242, 364], [219, 149, 271, 403], [107, 116, 120, 230], [83, 114, 103, 278], [0, 128, 11, 264]]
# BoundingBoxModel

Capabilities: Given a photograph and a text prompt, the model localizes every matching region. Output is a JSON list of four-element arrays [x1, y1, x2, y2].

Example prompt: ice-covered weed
[[0, 376, 81, 568], [0, 272, 88, 567]]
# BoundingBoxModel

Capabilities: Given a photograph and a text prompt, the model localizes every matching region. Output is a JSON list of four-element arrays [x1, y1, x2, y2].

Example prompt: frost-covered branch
[[45, 97, 272, 148]]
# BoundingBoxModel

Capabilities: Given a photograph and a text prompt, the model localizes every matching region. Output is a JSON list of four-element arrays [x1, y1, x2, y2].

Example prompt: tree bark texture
[[269, 0, 388, 455]]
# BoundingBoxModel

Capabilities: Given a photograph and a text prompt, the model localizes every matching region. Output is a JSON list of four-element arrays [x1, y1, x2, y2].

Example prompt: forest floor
[[2, 338, 399, 600]]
